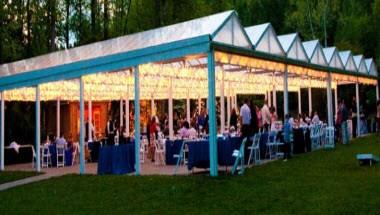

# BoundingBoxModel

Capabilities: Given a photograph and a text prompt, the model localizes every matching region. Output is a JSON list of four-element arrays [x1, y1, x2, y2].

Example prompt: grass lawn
[[1, 135, 380, 214], [0, 171, 39, 185]]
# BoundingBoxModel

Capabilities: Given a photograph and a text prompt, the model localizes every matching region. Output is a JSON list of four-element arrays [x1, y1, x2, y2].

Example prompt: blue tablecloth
[[88, 141, 101, 162], [47, 145, 72, 167], [165, 139, 184, 165], [259, 132, 269, 159], [187, 136, 243, 170], [97, 144, 135, 175], [187, 140, 210, 170]]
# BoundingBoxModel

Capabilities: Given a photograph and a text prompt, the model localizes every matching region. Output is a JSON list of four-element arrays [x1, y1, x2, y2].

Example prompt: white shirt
[[312, 115, 320, 124], [240, 104, 251, 125], [261, 104, 271, 125]]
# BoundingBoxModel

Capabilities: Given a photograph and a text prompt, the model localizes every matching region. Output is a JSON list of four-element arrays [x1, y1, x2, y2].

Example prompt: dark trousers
[[352, 118, 357, 138], [283, 141, 291, 159]]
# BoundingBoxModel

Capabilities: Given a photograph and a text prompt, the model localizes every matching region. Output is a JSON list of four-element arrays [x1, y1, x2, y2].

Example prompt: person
[[188, 121, 197, 138], [178, 121, 191, 138], [229, 108, 238, 131], [256, 106, 262, 131], [335, 99, 343, 143], [249, 101, 258, 135], [377, 100, 380, 132], [85, 119, 95, 142], [197, 108, 206, 133], [340, 99, 349, 144], [269, 106, 278, 131], [261, 100, 271, 131], [48, 133, 55, 144], [283, 113, 292, 161], [311, 111, 320, 124], [105, 116, 115, 145], [351, 96, 357, 138], [56, 133, 67, 145], [149, 116, 158, 162], [240, 99, 251, 138]]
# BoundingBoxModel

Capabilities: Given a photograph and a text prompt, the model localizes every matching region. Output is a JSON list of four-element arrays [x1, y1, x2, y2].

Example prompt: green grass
[[0, 171, 39, 185], [1, 135, 380, 215]]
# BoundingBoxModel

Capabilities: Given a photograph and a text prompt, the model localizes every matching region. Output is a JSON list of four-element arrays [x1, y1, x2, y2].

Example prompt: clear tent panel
[[268, 28, 284, 56], [213, 15, 252, 49], [295, 39, 308, 62]]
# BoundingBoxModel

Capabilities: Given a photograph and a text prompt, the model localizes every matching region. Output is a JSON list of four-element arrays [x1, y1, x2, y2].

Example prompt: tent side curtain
[[0, 10, 235, 78]]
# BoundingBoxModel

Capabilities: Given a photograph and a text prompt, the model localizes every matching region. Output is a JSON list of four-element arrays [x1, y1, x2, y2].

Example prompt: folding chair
[[231, 138, 246, 175], [248, 133, 261, 165], [56, 144, 65, 168]]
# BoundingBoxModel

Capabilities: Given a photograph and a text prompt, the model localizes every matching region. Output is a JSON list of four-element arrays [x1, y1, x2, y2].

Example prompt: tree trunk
[[104, 0, 109, 39], [48, 0, 56, 51], [65, 0, 70, 48], [26, 0, 32, 56], [91, 0, 97, 40]]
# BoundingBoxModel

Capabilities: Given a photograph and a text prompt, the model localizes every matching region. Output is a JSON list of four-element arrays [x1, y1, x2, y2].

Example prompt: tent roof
[[323, 47, 344, 69], [245, 23, 284, 56], [278, 33, 297, 53], [365, 58, 378, 77], [353, 55, 368, 74], [0, 10, 252, 78], [339, 51, 357, 72], [302, 40, 327, 66]]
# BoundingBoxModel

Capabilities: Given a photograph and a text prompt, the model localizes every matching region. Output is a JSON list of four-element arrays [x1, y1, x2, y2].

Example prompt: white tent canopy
[[339, 51, 357, 72], [323, 47, 344, 69], [353, 55, 368, 74], [303, 40, 328, 66], [365, 58, 378, 77], [245, 23, 285, 56], [278, 33, 308, 62]]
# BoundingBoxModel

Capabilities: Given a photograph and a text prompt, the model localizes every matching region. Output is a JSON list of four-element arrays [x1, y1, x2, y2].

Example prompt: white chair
[[265, 131, 277, 160], [71, 142, 79, 166], [324, 126, 335, 149], [40, 144, 51, 168], [154, 140, 165, 165], [56, 144, 65, 167], [248, 133, 261, 165]]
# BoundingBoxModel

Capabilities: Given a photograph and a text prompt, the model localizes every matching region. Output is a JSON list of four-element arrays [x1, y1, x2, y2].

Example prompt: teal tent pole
[[79, 77, 85, 174], [0, 91, 4, 171], [355, 81, 360, 136], [327, 72, 333, 127], [134, 66, 141, 175], [207, 50, 218, 177], [35, 85, 41, 172]]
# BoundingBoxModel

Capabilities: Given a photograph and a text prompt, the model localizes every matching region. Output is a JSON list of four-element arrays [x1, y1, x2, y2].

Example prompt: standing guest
[[340, 99, 349, 144], [240, 99, 251, 138], [229, 108, 238, 130], [270, 106, 278, 131], [256, 106, 262, 131], [351, 96, 357, 138], [261, 100, 271, 131], [377, 100, 380, 132], [283, 114, 292, 161], [249, 101, 258, 135], [149, 117, 158, 162], [197, 108, 206, 133], [105, 116, 115, 144], [311, 111, 320, 124], [335, 99, 343, 143]]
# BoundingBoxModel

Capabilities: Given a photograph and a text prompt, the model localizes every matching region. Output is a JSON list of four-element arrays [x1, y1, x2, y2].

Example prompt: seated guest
[[311, 111, 320, 124], [178, 121, 191, 138], [188, 121, 197, 138], [56, 133, 67, 145], [48, 133, 56, 144]]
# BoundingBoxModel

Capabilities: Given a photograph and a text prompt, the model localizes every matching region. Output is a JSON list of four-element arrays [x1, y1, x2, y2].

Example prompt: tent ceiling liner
[[0, 10, 377, 100]]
